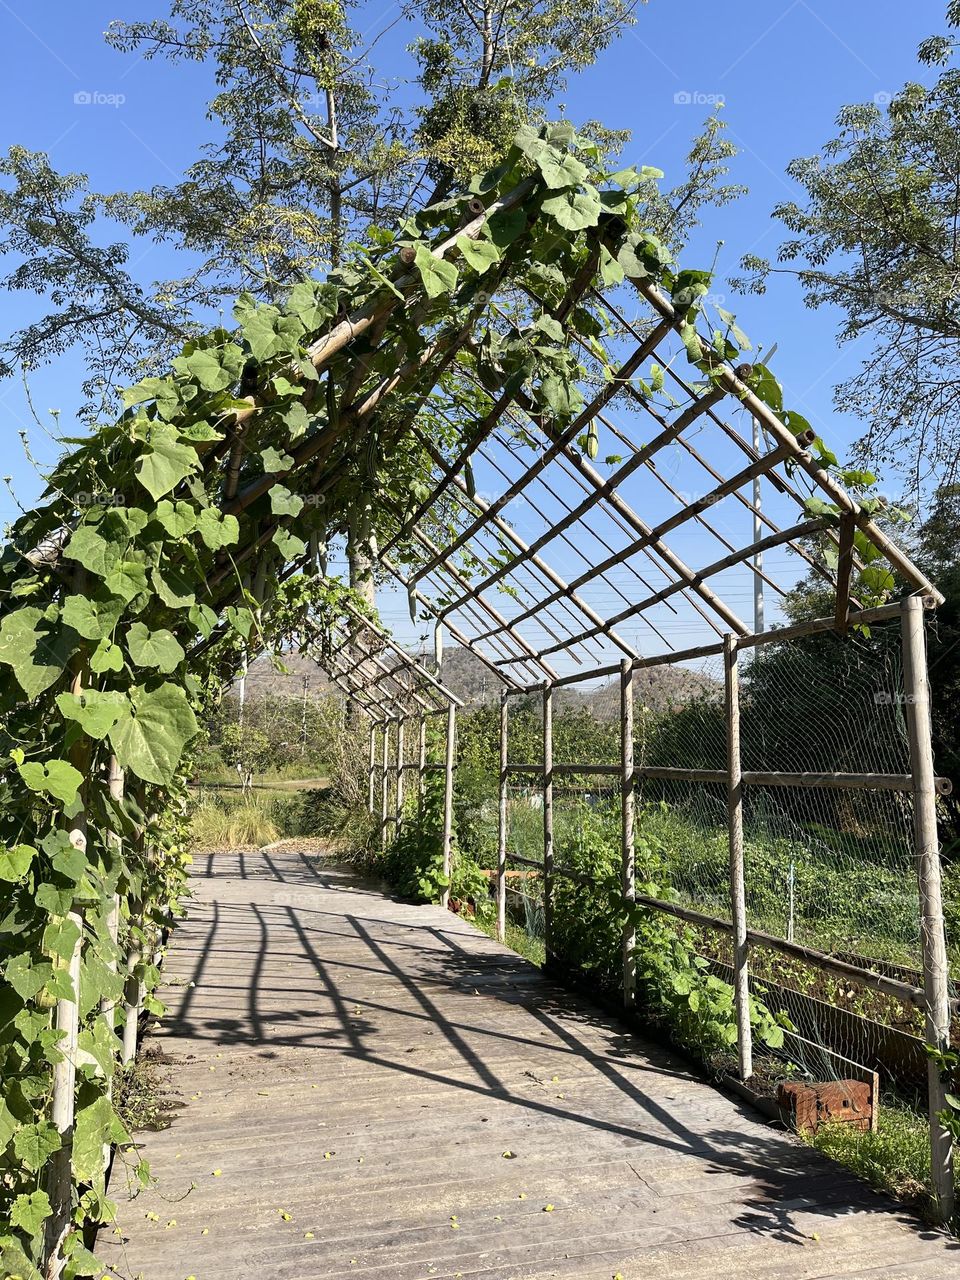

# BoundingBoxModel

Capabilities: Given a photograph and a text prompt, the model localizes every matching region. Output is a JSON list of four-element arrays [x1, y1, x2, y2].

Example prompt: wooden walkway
[[103, 851, 958, 1280]]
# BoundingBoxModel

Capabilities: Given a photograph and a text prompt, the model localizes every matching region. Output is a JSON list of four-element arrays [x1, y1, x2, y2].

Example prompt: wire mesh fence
[[488, 603, 955, 1216]]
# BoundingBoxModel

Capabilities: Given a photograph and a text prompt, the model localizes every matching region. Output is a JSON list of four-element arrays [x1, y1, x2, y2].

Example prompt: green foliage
[[810, 1099, 959, 1226], [733, 6, 960, 493], [547, 801, 791, 1063]]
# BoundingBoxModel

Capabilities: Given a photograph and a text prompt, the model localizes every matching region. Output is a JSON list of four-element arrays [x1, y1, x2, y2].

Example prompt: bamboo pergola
[[309, 265, 952, 1219]]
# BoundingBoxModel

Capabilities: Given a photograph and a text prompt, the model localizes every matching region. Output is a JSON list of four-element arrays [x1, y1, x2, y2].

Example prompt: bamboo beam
[[380, 720, 391, 847], [441, 702, 456, 909], [621, 658, 636, 1008], [417, 441, 639, 661], [543, 683, 555, 956], [628, 892, 944, 1010], [725, 634, 753, 1082], [497, 689, 508, 943], [535, 416, 751, 637], [396, 718, 406, 829], [834, 513, 856, 633], [417, 715, 427, 817], [367, 722, 376, 814], [400, 526, 561, 682], [378, 554, 524, 692], [901, 595, 955, 1222]]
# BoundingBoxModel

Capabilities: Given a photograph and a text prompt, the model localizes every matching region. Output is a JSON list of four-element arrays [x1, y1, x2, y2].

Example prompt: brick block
[[777, 1079, 872, 1135]]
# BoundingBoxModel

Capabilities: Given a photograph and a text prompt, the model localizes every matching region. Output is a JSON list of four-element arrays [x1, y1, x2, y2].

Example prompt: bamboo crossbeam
[[329, 641, 440, 713], [629, 277, 945, 605], [326, 623, 451, 711], [380, 384, 520, 557], [378, 552, 523, 691], [504, 763, 950, 793], [474, 435, 682, 638], [421, 445, 639, 661], [403, 525, 561, 682], [338, 602, 464, 707], [735, 598, 920, 650], [530, 513, 828, 662], [834, 513, 856, 632], [534, 416, 750, 637], [411, 321, 674, 585], [496, 434, 808, 635], [592, 290, 871, 606]]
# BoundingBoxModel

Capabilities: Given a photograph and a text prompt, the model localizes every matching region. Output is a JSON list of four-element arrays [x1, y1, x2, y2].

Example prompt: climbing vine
[[0, 119, 898, 1276]]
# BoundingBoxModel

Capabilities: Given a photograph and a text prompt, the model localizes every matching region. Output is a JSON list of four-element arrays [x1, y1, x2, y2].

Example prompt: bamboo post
[[620, 658, 636, 1007], [396, 717, 406, 830], [497, 689, 508, 942], [441, 702, 456, 909], [724, 634, 753, 1081], [120, 927, 141, 1066], [901, 595, 955, 1222], [101, 756, 124, 1031], [121, 791, 148, 1067], [45, 602, 88, 1278], [367, 721, 376, 815], [380, 719, 391, 846], [543, 682, 554, 959], [417, 715, 427, 817]]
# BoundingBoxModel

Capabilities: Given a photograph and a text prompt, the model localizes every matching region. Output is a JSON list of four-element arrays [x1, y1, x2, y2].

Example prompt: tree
[[0, 1, 743, 422], [734, 2, 960, 501]]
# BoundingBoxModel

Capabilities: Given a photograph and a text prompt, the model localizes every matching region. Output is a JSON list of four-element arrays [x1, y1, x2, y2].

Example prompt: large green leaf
[[55, 689, 127, 739], [413, 243, 459, 298], [89, 638, 124, 674], [126, 622, 185, 673], [151, 566, 196, 609], [13, 1122, 61, 1173], [455, 236, 501, 275], [0, 843, 35, 882], [537, 151, 588, 190], [0, 606, 77, 700], [18, 758, 83, 807], [10, 1189, 52, 1235], [154, 499, 197, 538], [4, 954, 49, 1000], [541, 187, 602, 231], [63, 526, 122, 578], [61, 593, 123, 641], [270, 486, 304, 518], [108, 681, 199, 785], [73, 1095, 126, 1181], [173, 347, 234, 392], [136, 424, 199, 500], [196, 508, 240, 550]]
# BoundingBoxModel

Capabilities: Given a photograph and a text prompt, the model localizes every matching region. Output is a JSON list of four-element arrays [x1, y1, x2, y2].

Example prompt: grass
[[187, 787, 324, 847], [809, 1100, 958, 1228], [474, 913, 546, 967]]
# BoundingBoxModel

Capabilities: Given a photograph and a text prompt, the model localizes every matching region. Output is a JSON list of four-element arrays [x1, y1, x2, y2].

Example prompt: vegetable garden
[[0, 121, 954, 1278]]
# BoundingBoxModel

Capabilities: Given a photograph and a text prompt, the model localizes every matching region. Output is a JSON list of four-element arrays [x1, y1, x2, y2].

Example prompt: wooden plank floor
[[103, 851, 959, 1280]]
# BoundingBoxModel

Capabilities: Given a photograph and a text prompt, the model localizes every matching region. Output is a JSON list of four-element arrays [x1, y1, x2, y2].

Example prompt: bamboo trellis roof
[[314, 275, 939, 715]]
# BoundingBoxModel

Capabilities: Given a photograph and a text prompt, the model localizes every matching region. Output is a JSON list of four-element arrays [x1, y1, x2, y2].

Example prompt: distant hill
[[238, 643, 717, 716], [241, 651, 334, 703]]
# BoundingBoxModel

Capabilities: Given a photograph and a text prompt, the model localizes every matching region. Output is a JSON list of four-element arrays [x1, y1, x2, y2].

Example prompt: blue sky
[[0, 2, 942, 662]]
